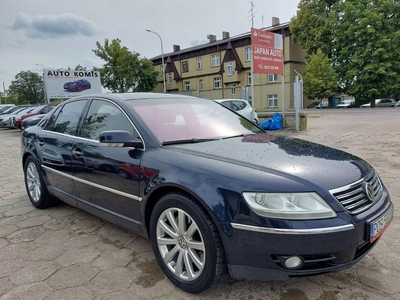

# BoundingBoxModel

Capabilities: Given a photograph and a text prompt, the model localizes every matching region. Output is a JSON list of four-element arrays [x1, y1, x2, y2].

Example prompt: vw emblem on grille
[[363, 182, 375, 202]]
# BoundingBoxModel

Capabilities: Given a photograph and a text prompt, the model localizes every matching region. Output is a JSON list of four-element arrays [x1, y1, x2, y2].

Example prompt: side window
[[48, 100, 86, 135], [43, 106, 62, 131], [81, 99, 139, 141], [43, 106, 55, 114], [232, 101, 246, 110], [221, 101, 232, 109]]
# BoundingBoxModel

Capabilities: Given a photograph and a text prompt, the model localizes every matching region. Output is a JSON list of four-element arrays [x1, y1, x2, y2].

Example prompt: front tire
[[150, 193, 225, 293], [24, 156, 57, 209]]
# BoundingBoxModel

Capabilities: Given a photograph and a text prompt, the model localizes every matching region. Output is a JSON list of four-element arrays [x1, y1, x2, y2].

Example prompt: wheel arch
[[143, 185, 223, 240]]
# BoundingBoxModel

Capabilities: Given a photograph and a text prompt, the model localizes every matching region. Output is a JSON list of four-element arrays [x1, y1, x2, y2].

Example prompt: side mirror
[[99, 130, 143, 148]]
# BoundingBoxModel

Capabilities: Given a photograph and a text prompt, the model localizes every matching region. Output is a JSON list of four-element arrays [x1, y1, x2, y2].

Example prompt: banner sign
[[251, 28, 283, 75], [43, 69, 102, 99]]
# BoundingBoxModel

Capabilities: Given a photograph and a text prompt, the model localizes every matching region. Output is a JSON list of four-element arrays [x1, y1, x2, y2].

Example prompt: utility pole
[[249, 1, 255, 121]]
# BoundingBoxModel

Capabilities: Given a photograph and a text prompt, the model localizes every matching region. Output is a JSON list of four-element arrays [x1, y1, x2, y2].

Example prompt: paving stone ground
[[0, 111, 399, 300]]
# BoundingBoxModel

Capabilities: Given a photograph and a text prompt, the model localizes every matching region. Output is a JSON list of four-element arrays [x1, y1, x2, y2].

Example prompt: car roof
[[67, 93, 201, 102]]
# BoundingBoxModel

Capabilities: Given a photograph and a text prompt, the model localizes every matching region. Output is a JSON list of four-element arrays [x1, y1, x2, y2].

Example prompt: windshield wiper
[[162, 138, 219, 146], [222, 134, 248, 140]]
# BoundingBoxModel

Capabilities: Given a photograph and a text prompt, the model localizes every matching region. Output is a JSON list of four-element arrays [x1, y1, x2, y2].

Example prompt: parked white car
[[360, 99, 397, 108], [336, 99, 355, 108], [214, 99, 259, 124]]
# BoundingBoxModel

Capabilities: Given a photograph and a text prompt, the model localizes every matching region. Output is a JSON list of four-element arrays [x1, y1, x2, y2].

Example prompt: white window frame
[[168, 73, 172, 84], [227, 61, 234, 76], [196, 58, 202, 70], [211, 54, 220, 67], [268, 94, 278, 108], [268, 74, 278, 83], [230, 83, 236, 95], [182, 61, 189, 72], [214, 77, 222, 89], [184, 81, 190, 91], [245, 47, 251, 62], [247, 72, 252, 85], [199, 79, 204, 90]]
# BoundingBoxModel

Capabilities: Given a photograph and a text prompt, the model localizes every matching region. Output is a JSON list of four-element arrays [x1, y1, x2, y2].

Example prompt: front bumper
[[225, 199, 393, 281]]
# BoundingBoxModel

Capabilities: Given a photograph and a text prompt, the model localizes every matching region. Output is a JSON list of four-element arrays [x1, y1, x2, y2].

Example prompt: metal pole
[[145, 30, 166, 93], [295, 75, 299, 131], [294, 69, 303, 110], [35, 64, 49, 104]]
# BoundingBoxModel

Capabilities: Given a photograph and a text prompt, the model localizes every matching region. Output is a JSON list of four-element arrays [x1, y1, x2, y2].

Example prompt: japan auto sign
[[251, 28, 283, 75]]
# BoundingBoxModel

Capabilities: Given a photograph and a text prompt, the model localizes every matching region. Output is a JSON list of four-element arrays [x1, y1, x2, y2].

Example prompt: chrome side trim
[[42, 166, 142, 202], [231, 223, 354, 235]]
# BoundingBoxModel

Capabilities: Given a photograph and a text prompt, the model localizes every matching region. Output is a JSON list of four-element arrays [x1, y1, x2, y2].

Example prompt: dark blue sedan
[[21, 93, 393, 293], [63, 79, 91, 92]]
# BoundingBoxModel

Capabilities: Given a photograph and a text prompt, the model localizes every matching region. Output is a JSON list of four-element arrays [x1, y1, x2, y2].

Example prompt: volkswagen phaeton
[[21, 93, 393, 293]]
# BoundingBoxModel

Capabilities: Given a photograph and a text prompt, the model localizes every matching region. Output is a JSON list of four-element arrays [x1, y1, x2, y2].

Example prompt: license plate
[[370, 204, 394, 242]]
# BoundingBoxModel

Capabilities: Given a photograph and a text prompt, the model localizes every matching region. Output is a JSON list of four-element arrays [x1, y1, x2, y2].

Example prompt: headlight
[[242, 192, 337, 220], [16, 116, 21, 121]]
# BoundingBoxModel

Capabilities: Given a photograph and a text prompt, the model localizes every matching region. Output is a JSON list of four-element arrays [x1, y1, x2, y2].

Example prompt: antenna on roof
[[248, 1, 256, 28]]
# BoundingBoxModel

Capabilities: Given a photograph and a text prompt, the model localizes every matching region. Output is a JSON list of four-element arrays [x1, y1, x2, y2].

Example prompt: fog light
[[283, 256, 304, 269]]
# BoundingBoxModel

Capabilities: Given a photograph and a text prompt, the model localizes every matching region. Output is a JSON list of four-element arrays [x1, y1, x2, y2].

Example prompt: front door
[[71, 99, 143, 230]]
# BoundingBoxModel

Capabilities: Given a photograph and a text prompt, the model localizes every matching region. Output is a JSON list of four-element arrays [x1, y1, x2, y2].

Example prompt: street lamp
[[35, 64, 49, 104], [145, 29, 166, 93]]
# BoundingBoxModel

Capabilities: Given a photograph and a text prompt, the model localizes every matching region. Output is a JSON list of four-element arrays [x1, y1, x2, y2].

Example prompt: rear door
[[38, 100, 88, 202]]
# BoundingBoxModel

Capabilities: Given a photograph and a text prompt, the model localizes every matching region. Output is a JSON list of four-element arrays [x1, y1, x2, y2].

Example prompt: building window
[[230, 83, 236, 95], [182, 61, 189, 72], [197, 58, 202, 70], [185, 81, 190, 91], [168, 73, 172, 84], [214, 77, 222, 89], [247, 72, 252, 85], [227, 61, 234, 76], [245, 47, 251, 61], [268, 74, 278, 83], [268, 94, 278, 107], [211, 54, 220, 67], [199, 79, 204, 90]]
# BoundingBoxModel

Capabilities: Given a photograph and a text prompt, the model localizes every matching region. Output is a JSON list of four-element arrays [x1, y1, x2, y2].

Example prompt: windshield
[[127, 98, 263, 143]]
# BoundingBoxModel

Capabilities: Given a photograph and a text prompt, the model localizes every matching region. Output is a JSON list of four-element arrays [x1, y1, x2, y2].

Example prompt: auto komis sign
[[43, 69, 102, 99]]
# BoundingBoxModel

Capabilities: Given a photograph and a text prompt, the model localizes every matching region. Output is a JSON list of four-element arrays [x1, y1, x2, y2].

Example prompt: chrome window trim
[[42, 166, 142, 202], [231, 223, 354, 235], [42, 98, 146, 150]]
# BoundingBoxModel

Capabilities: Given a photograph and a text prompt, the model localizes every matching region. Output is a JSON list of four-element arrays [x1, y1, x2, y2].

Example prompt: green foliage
[[303, 49, 339, 100], [8, 71, 45, 104], [292, 0, 400, 104], [334, 0, 400, 104], [290, 0, 340, 58], [92, 38, 158, 92], [67, 65, 87, 71]]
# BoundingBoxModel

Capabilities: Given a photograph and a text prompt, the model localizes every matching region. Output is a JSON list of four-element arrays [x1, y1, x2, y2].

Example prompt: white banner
[[43, 69, 102, 99]]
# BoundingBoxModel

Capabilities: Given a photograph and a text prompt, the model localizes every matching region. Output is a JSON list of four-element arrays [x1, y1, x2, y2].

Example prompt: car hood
[[166, 134, 371, 191]]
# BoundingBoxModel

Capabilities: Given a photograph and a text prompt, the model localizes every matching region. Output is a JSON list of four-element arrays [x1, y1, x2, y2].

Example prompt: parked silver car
[[360, 99, 397, 108]]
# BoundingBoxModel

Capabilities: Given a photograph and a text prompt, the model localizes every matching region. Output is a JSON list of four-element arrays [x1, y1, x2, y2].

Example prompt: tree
[[8, 71, 45, 104], [92, 38, 158, 92], [333, 0, 400, 105], [303, 49, 339, 101], [290, 0, 340, 58]]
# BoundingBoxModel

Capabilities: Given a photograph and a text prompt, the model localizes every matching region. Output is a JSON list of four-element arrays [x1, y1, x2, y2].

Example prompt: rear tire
[[24, 156, 57, 209], [150, 193, 225, 293]]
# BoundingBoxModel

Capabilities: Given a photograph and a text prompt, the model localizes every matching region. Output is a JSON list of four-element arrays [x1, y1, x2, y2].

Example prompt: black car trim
[[42, 165, 143, 202], [231, 223, 354, 234]]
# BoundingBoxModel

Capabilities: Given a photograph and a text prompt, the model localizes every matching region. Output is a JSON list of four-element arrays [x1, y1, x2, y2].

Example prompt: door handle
[[72, 149, 83, 156]]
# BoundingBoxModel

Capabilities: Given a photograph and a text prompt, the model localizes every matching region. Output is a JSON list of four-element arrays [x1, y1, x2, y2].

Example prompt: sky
[[0, 0, 300, 91]]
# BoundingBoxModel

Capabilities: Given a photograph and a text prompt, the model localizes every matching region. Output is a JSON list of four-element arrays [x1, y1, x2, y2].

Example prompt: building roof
[[150, 22, 290, 61]]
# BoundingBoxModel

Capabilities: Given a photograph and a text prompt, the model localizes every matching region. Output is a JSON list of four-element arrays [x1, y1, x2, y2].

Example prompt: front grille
[[330, 171, 383, 215]]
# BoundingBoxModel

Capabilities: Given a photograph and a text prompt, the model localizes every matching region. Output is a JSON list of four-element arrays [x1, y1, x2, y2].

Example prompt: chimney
[[207, 34, 217, 43], [272, 17, 280, 26], [222, 31, 230, 39], [173, 45, 180, 52]]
